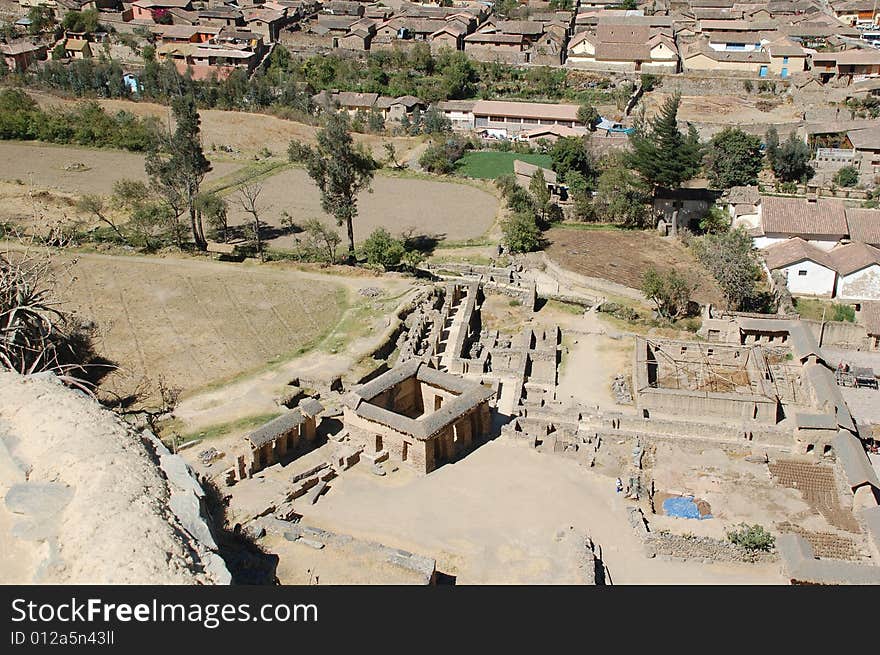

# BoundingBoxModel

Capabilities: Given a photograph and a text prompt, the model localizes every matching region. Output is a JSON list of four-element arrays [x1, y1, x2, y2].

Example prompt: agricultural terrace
[[54, 251, 347, 404], [224, 168, 500, 249], [455, 151, 554, 179], [0, 142, 242, 196], [544, 227, 724, 305]]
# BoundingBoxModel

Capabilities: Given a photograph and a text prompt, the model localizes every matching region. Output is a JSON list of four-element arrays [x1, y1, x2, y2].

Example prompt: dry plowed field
[[57, 252, 345, 402], [224, 168, 500, 247], [0, 142, 241, 195], [544, 228, 723, 304]]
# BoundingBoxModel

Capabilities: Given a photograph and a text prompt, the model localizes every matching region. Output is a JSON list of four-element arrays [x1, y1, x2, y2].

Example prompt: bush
[[726, 523, 775, 552], [831, 303, 856, 323], [362, 228, 406, 269], [419, 135, 471, 174], [500, 212, 541, 253], [833, 165, 859, 188]]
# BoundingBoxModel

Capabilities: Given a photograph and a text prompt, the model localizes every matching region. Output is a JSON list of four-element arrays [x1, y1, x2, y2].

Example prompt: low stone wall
[[629, 508, 777, 564]]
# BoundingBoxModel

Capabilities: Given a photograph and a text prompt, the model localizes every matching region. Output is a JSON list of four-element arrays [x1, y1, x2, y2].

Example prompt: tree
[[704, 128, 764, 188], [626, 93, 702, 192], [383, 142, 403, 170], [550, 137, 594, 182], [196, 192, 228, 242], [236, 183, 265, 261], [289, 112, 376, 262], [577, 103, 600, 131], [129, 202, 171, 251], [529, 168, 553, 226], [771, 133, 813, 183], [145, 95, 212, 250], [698, 206, 730, 234], [301, 218, 341, 263], [764, 126, 779, 169], [418, 135, 470, 174], [592, 161, 652, 228], [691, 228, 762, 311], [77, 195, 129, 244], [501, 212, 541, 253], [362, 228, 406, 269], [833, 165, 859, 187], [26, 7, 55, 35], [641, 267, 695, 321], [61, 9, 100, 34]]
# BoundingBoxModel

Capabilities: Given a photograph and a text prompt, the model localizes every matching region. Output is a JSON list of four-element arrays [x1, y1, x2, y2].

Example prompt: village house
[[682, 38, 771, 75], [845, 208, 880, 248], [722, 185, 761, 227], [846, 126, 880, 182], [64, 37, 91, 59], [763, 237, 839, 297], [519, 124, 583, 144], [0, 42, 46, 72], [342, 360, 494, 475], [831, 0, 879, 25], [322, 0, 363, 17], [830, 242, 880, 301], [243, 8, 286, 43], [337, 25, 374, 51], [762, 238, 880, 301], [429, 24, 466, 53], [129, 0, 192, 22], [149, 24, 220, 44], [198, 7, 245, 29], [529, 29, 566, 66], [312, 90, 379, 114], [752, 195, 849, 250], [472, 99, 586, 138], [566, 23, 680, 72], [375, 95, 424, 122], [435, 99, 475, 131], [156, 42, 259, 81], [812, 49, 880, 84], [762, 38, 809, 78], [463, 32, 528, 64]]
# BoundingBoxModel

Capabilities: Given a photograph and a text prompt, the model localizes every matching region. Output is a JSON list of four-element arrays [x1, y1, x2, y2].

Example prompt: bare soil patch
[[224, 168, 500, 248], [53, 251, 346, 404], [0, 141, 241, 196], [642, 92, 803, 126], [544, 228, 723, 304]]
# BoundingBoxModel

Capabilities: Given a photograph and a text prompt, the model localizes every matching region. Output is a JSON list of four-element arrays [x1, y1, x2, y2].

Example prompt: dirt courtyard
[[295, 438, 785, 584], [224, 168, 500, 248], [0, 141, 241, 196], [52, 251, 346, 404], [544, 228, 723, 304]]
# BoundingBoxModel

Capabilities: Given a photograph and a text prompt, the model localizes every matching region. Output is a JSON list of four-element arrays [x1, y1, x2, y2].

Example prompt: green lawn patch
[[455, 151, 553, 179], [794, 298, 856, 323]]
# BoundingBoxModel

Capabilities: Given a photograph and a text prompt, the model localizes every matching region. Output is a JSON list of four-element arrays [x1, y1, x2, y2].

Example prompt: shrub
[[362, 227, 406, 269], [726, 523, 774, 552], [501, 212, 541, 253], [833, 166, 859, 188], [831, 303, 856, 323]]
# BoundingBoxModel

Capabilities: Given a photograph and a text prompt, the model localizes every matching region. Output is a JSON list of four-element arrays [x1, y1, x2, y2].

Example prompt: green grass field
[[455, 151, 554, 179]]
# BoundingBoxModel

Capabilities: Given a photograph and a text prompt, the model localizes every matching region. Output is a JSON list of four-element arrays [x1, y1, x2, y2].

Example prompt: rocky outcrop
[[0, 371, 230, 584]]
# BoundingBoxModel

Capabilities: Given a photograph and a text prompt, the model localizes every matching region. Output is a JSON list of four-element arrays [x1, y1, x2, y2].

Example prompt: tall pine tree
[[626, 93, 702, 192], [146, 94, 212, 250]]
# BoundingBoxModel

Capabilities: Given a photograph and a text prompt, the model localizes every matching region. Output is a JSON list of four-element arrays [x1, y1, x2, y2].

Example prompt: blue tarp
[[663, 496, 711, 520]]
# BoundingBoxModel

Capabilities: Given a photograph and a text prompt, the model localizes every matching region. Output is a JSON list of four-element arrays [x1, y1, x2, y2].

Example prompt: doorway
[[402, 441, 410, 461]]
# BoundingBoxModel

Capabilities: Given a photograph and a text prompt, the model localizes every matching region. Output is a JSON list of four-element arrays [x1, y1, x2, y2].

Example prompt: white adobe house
[[763, 237, 838, 297], [763, 238, 880, 301], [830, 242, 880, 301]]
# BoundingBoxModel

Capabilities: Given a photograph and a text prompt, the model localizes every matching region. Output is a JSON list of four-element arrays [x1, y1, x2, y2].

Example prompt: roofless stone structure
[[342, 360, 494, 474]]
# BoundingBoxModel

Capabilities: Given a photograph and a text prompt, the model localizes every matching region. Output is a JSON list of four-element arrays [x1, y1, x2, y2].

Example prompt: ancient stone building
[[235, 398, 324, 480], [342, 360, 494, 474]]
